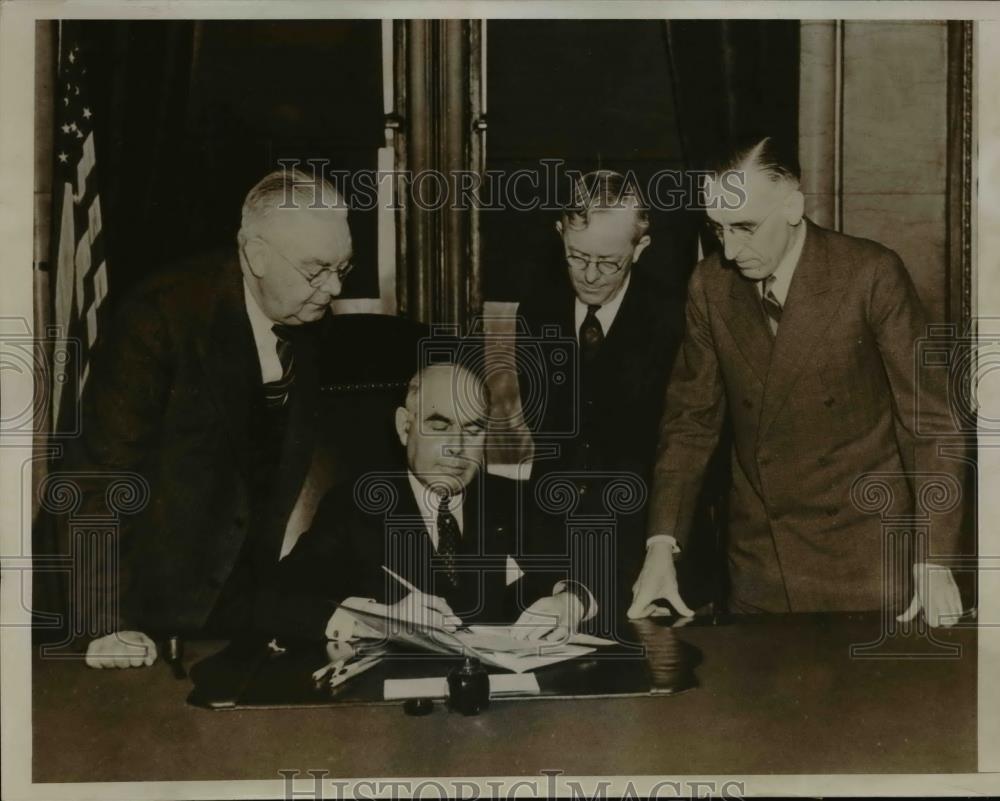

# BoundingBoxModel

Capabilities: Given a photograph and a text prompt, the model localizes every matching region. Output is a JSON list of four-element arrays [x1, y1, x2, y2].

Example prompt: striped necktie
[[263, 325, 295, 408], [761, 276, 782, 335]]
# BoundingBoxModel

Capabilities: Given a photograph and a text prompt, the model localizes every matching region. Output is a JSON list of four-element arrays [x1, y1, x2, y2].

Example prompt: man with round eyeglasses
[[515, 170, 687, 632], [65, 167, 353, 668], [629, 136, 967, 627]]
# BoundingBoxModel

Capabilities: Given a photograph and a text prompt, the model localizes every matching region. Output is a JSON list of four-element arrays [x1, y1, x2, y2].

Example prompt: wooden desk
[[32, 613, 976, 781]]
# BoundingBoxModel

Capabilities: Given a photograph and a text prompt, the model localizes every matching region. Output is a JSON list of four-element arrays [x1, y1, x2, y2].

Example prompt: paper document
[[339, 599, 612, 673]]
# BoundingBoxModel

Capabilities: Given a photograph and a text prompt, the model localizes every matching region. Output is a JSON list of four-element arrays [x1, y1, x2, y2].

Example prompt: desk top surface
[[32, 613, 977, 781]]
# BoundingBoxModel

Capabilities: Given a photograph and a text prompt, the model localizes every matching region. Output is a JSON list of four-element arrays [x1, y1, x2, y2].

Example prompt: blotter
[[384, 673, 541, 700]]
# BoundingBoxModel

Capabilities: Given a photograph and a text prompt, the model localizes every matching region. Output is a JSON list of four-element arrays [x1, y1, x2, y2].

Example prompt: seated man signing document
[[266, 360, 597, 644]]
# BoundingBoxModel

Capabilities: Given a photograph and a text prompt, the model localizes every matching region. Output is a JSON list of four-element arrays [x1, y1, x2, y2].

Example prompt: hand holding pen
[[382, 566, 465, 633]]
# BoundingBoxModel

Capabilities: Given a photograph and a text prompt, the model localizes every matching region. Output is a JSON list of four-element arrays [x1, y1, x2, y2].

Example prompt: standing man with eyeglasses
[[64, 167, 353, 667], [629, 136, 966, 626], [515, 170, 687, 630]]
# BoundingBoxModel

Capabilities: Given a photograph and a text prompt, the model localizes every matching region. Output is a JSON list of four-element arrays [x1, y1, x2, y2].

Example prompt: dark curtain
[[664, 20, 801, 173], [483, 20, 697, 302], [662, 20, 800, 609], [34, 20, 386, 642], [71, 21, 200, 307], [75, 20, 384, 307]]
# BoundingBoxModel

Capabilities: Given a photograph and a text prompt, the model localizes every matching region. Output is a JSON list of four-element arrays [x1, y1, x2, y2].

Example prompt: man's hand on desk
[[512, 591, 584, 642], [85, 631, 157, 669], [388, 592, 461, 632], [897, 562, 964, 628], [628, 540, 695, 620]]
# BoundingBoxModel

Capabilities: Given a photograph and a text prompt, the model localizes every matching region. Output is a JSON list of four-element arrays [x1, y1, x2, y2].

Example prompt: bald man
[[65, 168, 352, 667], [268, 361, 597, 643]]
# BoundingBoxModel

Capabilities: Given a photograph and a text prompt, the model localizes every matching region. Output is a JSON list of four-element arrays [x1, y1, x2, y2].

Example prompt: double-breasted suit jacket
[[648, 219, 965, 612]]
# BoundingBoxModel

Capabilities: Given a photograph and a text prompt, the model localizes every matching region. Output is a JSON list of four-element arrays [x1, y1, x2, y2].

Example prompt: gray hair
[[240, 167, 346, 235], [561, 169, 650, 243], [710, 135, 801, 187]]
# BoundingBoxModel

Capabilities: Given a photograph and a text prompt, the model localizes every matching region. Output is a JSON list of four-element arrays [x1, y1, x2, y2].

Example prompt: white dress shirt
[[759, 221, 806, 308], [325, 473, 597, 640], [243, 280, 283, 383], [407, 471, 465, 549], [573, 271, 631, 340]]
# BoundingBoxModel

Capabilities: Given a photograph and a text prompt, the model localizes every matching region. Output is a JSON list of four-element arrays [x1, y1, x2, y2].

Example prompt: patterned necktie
[[263, 325, 295, 408], [579, 304, 605, 360], [436, 492, 461, 588], [761, 276, 783, 335]]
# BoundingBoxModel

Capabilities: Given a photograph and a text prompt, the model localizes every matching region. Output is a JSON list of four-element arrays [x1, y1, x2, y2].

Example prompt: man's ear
[[241, 233, 269, 279], [554, 219, 563, 237], [784, 190, 805, 226], [631, 234, 652, 263], [394, 407, 411, 447]]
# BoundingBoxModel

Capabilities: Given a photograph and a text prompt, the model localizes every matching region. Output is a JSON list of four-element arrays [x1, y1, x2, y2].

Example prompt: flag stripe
[[51, 23, 110, 434]]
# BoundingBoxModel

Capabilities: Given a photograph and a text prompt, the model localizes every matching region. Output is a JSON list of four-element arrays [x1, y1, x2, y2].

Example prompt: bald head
[[395, 364, 490, 495]]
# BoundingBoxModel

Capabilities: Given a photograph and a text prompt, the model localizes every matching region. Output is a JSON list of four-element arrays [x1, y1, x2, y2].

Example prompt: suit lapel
[[460, 472, 485, 556], [758, 221, 845, 438], [260, 324, 324, 559], [719, 266, 773, 387], [199, 257, 258, 473]]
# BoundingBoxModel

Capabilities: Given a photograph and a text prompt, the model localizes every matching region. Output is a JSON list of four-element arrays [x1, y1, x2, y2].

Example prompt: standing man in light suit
[[71, 167, 353, 667], [629, 136, 966, 625]]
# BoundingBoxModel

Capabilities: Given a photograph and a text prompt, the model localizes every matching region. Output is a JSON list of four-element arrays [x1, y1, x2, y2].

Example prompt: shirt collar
[[760, 221, 806, 306], [243, 279, 275, 341], [407, 471, 466, 529], [574, 270, 632, 338], [243, 279, 283, 382]]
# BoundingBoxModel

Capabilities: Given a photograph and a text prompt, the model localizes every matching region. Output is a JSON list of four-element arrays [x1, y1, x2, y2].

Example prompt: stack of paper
[[340, 599, 614, 673]]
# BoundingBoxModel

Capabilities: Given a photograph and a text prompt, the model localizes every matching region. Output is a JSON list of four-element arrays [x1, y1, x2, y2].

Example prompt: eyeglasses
[[565, 251, 630, 276], [256, 235, 354, 289], [705, 197, 787, 247]]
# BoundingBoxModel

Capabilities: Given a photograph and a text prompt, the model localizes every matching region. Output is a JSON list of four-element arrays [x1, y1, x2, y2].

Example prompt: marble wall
[[801, 20, 950, 322]]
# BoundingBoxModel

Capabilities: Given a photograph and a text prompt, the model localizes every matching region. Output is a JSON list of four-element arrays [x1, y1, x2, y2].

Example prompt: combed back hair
[[709, 135, 801, 187], [240, 168, 345, 234], [561, 169, 650, 242], [403, 361, 492, 415]]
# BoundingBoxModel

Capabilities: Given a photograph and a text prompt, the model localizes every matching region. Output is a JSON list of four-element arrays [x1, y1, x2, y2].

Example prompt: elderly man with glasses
[[514, 170, 687, 633], [67, 167, 352, 668], [630, 136, 967, 627]]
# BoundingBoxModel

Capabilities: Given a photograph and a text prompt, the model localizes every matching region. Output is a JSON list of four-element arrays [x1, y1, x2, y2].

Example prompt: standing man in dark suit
[[630, 136, 965, 625], [70, 168, 353, 667], [268, 361, 597, 643], [515, 170, 688, 625]]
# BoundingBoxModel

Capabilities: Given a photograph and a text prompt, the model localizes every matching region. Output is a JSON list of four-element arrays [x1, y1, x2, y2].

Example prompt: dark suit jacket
[[266, 470, 561, 642], [514, 265, 688, 611], [515, 265, 685, 481], [648, 219, 966, 612], [61, 251, 322, 636]]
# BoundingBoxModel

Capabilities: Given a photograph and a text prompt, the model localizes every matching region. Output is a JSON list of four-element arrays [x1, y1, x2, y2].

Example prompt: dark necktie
[[761, 277, 783, 334], [579, 304, 604, 360], [263, 325, 295, 408], [436, 492, 461, 588]]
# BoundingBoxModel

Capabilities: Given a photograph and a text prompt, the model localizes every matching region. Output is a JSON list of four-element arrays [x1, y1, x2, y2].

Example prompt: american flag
[[51, 22, 109, 432]]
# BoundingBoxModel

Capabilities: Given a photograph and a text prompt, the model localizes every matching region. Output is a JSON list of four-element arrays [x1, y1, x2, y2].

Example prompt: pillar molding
[[395, 20, 480, 329], [797, 20, 840, 230]]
